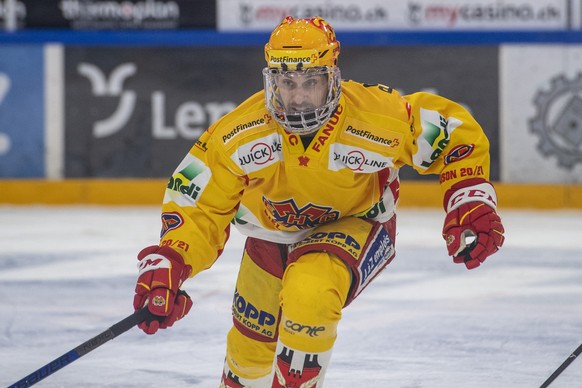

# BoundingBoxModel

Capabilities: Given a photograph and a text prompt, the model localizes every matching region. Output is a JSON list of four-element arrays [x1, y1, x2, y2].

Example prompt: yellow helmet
[[264, 16, 340, 70], [263, 16, 342, 135]]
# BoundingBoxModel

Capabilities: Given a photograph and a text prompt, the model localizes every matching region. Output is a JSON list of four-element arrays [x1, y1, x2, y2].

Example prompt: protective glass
[[263, 66, 341, 135]]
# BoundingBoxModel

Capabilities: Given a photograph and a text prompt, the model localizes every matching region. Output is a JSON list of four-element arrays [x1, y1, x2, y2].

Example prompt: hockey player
[[132, 16, 505, 387]]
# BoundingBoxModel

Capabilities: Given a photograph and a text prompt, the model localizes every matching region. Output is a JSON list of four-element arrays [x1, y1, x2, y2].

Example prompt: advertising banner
[[18, 0, 215, 29], [217, 0, 570, 31], [63, 46, 263, 177], [500, 44, 582, 183], [0, 46, 44, 177], [0, 0, 27, 29], [63, 45, 499, 180]]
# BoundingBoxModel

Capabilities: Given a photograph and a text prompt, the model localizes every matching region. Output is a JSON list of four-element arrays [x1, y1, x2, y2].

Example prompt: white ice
[[1, 206, 582, 387]]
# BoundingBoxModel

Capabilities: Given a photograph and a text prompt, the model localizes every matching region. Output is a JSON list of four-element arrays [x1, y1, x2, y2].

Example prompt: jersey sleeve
[[401, 92, 491, 193], [159, 129, 247, 278]]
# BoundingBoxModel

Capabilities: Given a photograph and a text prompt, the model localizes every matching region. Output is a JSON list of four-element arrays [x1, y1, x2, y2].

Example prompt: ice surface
[[1, 206, 581, 387]]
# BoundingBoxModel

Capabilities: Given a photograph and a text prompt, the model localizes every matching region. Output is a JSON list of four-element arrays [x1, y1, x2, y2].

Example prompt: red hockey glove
[[133, 245, 193, 334], [442, 178, 505, 270]]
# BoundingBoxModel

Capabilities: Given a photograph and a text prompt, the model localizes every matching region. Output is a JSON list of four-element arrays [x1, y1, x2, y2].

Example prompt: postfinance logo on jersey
[[341, 118, 403, 154], [345, 125, 400, 147], [222, 113, 272, 145]]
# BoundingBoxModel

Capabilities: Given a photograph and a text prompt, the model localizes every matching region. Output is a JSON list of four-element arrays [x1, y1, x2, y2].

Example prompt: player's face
[[275, 71, 329, 113]]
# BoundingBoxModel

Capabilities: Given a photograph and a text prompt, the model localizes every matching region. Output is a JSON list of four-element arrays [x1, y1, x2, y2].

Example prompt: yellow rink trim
[[0, 179, 581, 209]]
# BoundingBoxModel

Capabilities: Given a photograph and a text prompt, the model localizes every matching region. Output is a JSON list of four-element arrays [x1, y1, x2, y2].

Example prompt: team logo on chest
[[262, 197, 340, 229]]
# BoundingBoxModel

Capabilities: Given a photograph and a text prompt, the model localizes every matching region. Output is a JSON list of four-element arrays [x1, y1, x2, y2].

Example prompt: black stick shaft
[[8, 307, 150, 388], [540, 343, 582, 388]]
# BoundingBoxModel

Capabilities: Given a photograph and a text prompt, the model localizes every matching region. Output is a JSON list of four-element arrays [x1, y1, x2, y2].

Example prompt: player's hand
[[133, 245, 193, 334], [442, 178, 505, 269]]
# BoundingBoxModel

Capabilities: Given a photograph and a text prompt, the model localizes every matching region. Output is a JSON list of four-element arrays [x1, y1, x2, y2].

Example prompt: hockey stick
[[540, 342, 582, 388], [8, 306, 152, 387]]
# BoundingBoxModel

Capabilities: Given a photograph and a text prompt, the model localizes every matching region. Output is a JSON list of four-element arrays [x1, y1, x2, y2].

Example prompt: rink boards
[[1, 179, 581, 209]]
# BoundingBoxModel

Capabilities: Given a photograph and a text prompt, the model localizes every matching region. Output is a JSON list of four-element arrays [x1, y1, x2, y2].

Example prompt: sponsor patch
[[167, 176, 203, 201], [160, 212, 184, 238], [293, 230, 362, 259], [283, 319, 326, 337], [310, 104, 343, 152], [343, 122, 402, 149], [329, 143, 393, 172], [232, 288, 277, 338], [165, 154, 211, 206], [358, 227, 394, 289], [413, 108, 462, 169], [222, 113, 271, 144], [231, 133, 282, 173], [267, 49, 319, 68]]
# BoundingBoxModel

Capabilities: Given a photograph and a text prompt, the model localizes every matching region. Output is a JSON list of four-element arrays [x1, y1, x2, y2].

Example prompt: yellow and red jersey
[[159, 80, 491, 277]]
